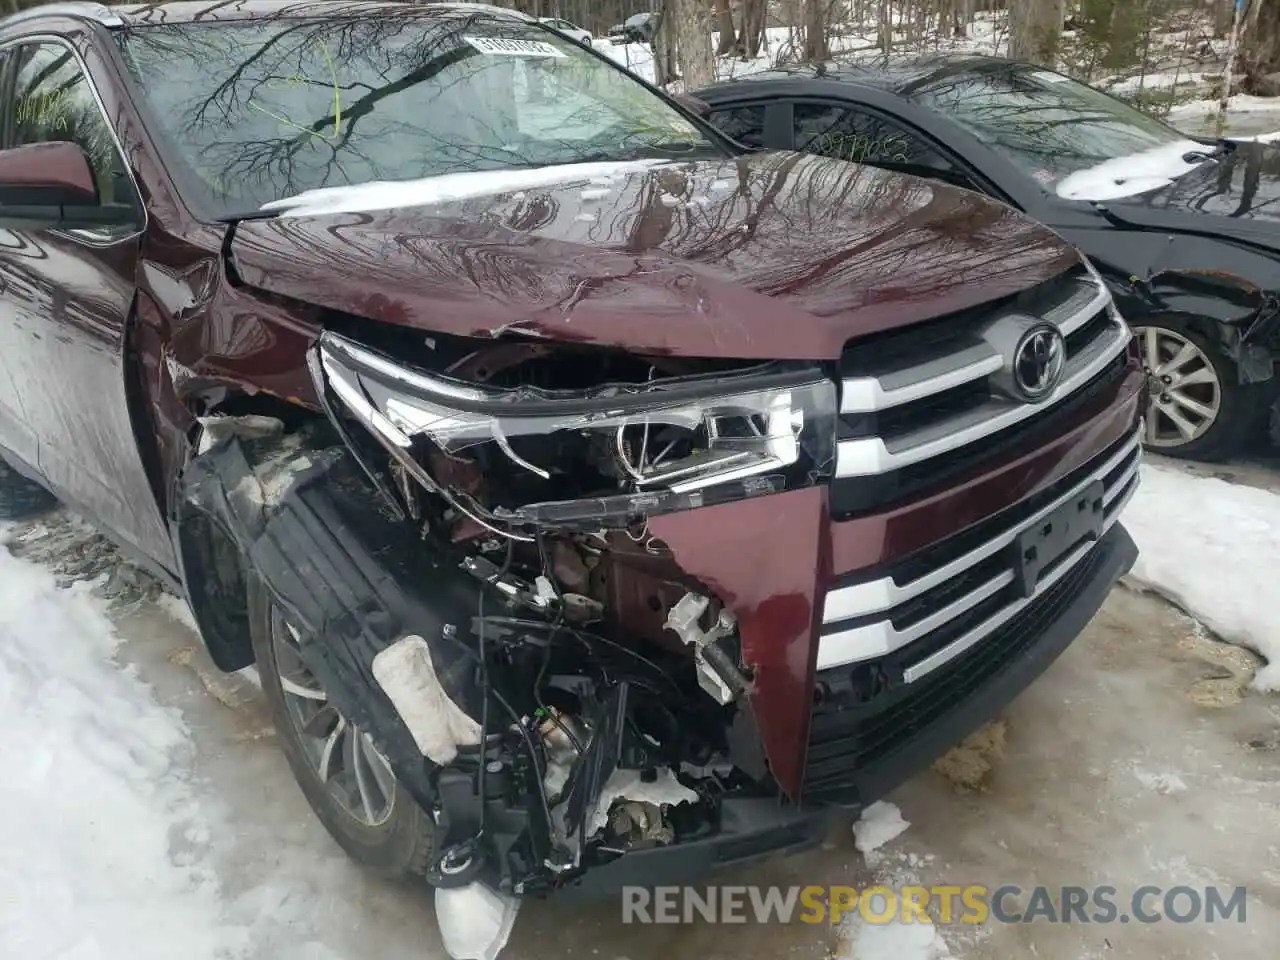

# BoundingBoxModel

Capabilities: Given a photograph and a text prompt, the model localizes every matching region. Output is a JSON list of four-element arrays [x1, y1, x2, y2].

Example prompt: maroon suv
[[0, 0, 1141, 935]]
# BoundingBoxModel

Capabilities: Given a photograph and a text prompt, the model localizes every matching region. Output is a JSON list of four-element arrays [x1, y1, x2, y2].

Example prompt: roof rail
[[420, 3, 533, 22], [1, 2, 124, 27]]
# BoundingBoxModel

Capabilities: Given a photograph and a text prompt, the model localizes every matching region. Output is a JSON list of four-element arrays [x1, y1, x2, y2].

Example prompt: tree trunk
[[1214, 0, 1235, 39], [672, 0, 716, 89], [802, 0, 831, 61], [1009, 0, 1065, 66], [714, 0, 736, 55], [737, 0, 766, 57], [652, 1, 678, 88], [1243, 0, 1280, 91]]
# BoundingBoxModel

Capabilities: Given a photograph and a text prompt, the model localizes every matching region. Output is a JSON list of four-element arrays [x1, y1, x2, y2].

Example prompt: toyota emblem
[[1012, 325, 1066, 402]]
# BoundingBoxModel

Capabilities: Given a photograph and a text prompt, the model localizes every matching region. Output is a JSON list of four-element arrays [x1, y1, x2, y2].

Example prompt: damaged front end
[[180, 329, 838, 913]]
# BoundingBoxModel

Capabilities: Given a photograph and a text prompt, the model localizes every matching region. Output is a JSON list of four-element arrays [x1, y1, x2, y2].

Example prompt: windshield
[[114, 12, 718, 216], [908, 65, 1208, 199]]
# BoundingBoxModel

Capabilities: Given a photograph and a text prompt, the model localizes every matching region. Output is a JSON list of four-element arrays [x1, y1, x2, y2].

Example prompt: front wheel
[[1133, 319, 1268, 461], [248, 581, 437, 879]]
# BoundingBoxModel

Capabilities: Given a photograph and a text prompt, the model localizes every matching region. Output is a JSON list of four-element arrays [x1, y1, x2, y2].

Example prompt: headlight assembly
[[311, 331, 837, 533]]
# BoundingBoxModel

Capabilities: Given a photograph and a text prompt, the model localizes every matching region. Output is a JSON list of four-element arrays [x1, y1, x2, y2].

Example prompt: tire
[[0, 456, 57, 521], [1132, 317, 1270, 462], [248, 580, 437, 879]]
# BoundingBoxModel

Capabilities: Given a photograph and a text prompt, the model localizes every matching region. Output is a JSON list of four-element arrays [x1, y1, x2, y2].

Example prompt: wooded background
[[501, 0, 1280, 107], [1, 0, 1276, 111]]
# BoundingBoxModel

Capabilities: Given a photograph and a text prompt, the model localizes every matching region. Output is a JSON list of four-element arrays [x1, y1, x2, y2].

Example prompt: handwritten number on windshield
[[247, 38, 344, 142]]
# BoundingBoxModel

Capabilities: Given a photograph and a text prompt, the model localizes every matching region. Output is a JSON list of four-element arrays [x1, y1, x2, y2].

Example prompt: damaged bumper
[[180, 425, 1137, 897], [178, 299, 1143, 897], [566, 525, 1137, 899]]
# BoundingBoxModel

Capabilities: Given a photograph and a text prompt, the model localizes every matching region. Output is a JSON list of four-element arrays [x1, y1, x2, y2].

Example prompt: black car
[[695, 55, 1280, 461]]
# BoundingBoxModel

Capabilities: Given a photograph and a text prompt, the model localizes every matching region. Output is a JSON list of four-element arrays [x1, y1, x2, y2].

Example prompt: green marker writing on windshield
[[247, 37, 343, 141]]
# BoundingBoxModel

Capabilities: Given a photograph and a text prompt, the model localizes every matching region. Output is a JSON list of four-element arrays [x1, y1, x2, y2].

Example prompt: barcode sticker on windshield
[[464, 36, 566, 57]]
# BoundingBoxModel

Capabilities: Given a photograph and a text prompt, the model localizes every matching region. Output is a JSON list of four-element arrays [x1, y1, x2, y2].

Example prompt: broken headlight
[[312, 331, 837, 531]]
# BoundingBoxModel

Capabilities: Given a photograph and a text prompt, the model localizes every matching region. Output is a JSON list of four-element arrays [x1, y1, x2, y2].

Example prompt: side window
[[793, 102, 950, 170], [8, 41, 140, 233], [706, 104, 765, 148]]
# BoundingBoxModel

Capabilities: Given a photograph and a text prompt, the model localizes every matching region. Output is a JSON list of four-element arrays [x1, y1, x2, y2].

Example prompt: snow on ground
[[1099, 68, 1216, 96], [852, 801, 911, 858], [0, 518, 439, 960], [593, 39, 656, 83], [1170, 93, 1280, 120], [841, 802, 953, 960], [1124, 463, 1280, 692], [838, 918, 953, 960], [0, 523, 237, 959]]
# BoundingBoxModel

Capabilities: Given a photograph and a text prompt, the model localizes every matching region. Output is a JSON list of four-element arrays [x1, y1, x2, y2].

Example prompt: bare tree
[[877, 0, 892, 54], [1009, 0, 1066, 65], [652, 0, 678, 87], [714, 0, 736, 55], [1243, 0, 1280, 88], [675, 0, 715, 87], [738, 0, 767, 58], [653, 0, 714, 88], [1213, 0, 1236, 38], [803, 0, 832, 60]]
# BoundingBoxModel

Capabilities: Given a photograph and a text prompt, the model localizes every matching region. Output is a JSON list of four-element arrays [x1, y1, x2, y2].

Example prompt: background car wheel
[[1132, 317, 1269, 462], [0, 457, 58, 521], [248, 580, 436, 879]]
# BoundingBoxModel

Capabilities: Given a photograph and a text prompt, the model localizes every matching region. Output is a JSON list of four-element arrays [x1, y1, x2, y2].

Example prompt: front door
[[0, 35, 173, 567]]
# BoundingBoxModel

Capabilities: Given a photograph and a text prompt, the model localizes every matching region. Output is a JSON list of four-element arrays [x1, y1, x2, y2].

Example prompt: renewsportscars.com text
[[621, 884, 1249, 926]]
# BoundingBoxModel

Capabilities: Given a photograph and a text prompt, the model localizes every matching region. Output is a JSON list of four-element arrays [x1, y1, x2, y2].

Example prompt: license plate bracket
[[1011, 480, 1105, 599]]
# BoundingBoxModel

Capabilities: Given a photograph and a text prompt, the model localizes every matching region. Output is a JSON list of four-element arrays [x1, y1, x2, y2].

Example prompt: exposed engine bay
[[179, 328, 835, 927]]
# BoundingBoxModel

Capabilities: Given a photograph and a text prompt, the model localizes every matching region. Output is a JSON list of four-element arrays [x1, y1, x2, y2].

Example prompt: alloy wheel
[[270, 608, 397, 827], [1134, 325, 1222, 448]]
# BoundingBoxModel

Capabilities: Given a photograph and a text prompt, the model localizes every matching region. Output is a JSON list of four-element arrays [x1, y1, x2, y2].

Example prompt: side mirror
[[673, 92, 711, 118], [0, 141, 120, 231], [0, 141, 99, 207]]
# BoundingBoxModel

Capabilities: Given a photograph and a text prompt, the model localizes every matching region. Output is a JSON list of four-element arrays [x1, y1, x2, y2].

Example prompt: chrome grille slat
[[841, 346, 1001, 413], [817, 426, 1141, 672], [1045, 279, 1110, 334], [901, 478, 1135, 683], [836, 320, 1129, 478], [822, 429, 1141, 624], [834, 269, 1130, 480], [839, 275, 1110, 417], [819, 570, 1015, 663]]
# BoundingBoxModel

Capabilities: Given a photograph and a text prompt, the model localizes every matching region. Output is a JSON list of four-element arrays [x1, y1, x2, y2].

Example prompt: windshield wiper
[[1182, 138, 1235, 163], [218, 207, 284, 287], [630, 138, 704, 153], [563, 140, 719, 165], [216, 208, 284, 225]]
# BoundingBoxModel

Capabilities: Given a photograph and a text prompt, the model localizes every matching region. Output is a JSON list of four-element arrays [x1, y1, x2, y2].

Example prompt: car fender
[[176, 421, 489, 812], [1053, 224, 1280, 383]]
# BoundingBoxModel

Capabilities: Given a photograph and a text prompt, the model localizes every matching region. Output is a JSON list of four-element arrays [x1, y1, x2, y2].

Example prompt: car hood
[[230, 151, 1080, 360], [1103, 140, 1280, 250]]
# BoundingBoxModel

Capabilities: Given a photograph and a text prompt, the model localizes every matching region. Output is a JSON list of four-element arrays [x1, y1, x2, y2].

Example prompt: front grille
[[804, 542, 1105, 802], [830, 352, 1129, 517], [817, 425, 1141, 678], [832, 266, 1131, 512]]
